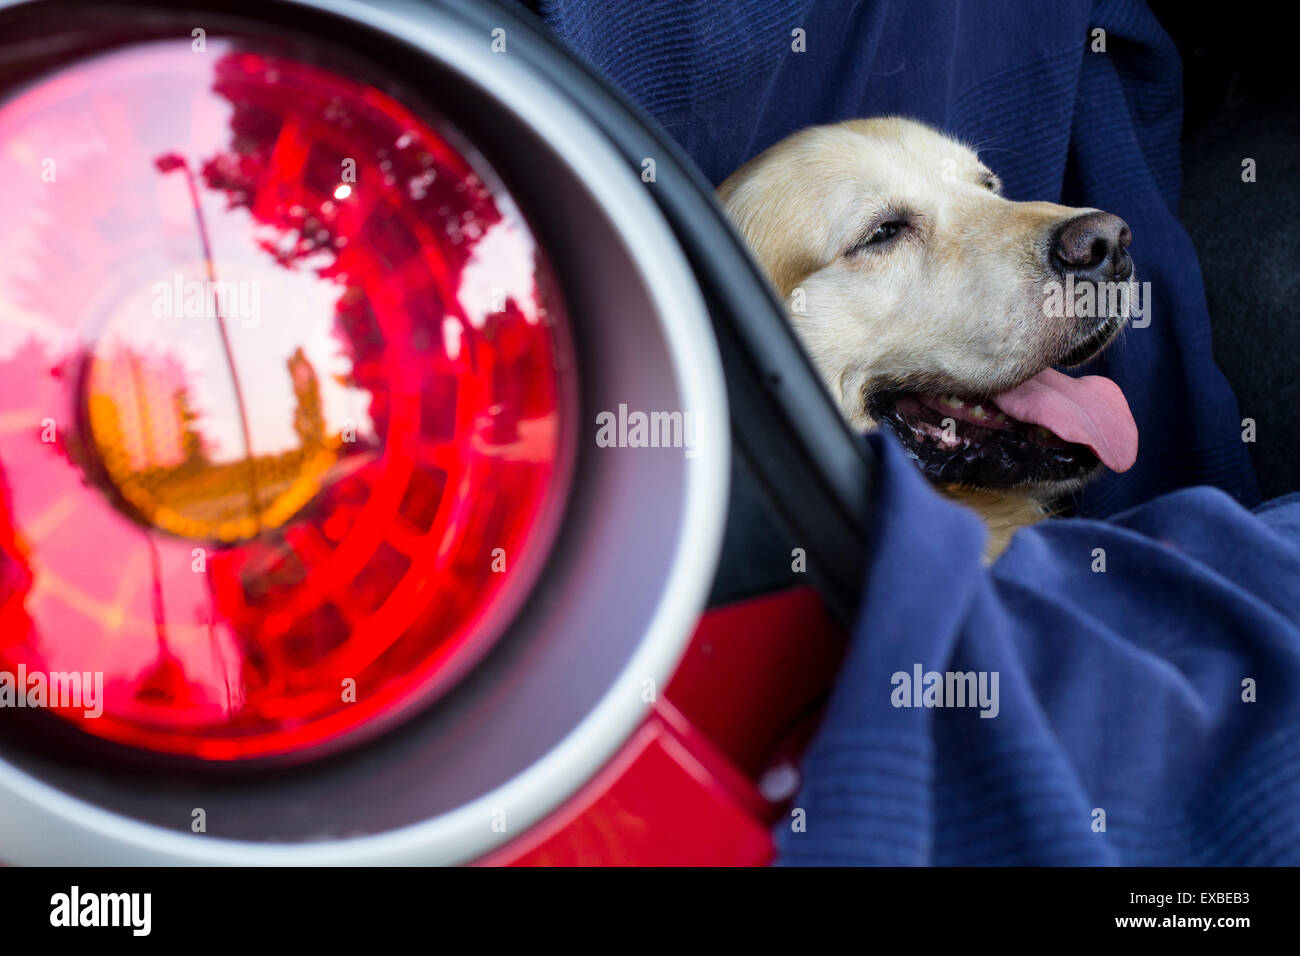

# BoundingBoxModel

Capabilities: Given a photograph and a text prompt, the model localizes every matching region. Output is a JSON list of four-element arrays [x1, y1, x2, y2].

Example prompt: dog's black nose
[[1052, 211, 1132, 281]]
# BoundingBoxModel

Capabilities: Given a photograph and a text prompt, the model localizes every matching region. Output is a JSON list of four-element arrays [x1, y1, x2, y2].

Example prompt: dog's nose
[[1052, 211, 1132, 281]]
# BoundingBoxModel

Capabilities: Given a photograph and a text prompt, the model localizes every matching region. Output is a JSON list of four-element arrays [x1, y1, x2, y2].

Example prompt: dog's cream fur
[[719, 117, 1117, 558]]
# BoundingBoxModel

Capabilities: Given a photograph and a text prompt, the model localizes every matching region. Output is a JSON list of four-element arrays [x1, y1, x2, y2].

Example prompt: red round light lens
[[0, 41, 574, 759]]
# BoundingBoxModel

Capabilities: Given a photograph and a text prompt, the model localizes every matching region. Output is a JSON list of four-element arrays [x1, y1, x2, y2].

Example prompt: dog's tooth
[[941, 395, 964, 409], [970, 405, 986, 419], [994, 412, 1008, 424], [1035, 425, 1051, 438]]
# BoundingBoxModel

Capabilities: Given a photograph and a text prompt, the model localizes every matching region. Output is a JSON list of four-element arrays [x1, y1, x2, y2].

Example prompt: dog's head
[[719, 117, 1138, 495]]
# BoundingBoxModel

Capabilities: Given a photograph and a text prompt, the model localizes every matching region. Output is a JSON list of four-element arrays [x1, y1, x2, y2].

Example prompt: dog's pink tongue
[[993, 368, 1138, 472]]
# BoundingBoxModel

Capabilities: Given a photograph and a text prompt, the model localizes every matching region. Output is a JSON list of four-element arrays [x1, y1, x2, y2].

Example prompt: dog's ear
[[718, 162, 817, 300]]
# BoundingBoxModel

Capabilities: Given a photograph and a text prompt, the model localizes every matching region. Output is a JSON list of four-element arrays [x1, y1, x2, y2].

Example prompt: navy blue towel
[[778, 429, 1300, 865], [524, 0, 1260, 515]]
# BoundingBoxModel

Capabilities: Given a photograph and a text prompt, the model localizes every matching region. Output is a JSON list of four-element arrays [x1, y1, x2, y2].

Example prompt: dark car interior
[[1154, 2, 1300, 500]]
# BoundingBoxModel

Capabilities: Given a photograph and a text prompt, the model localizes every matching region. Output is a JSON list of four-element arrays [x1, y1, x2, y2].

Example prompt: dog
[[718, 117, 1139, 558]]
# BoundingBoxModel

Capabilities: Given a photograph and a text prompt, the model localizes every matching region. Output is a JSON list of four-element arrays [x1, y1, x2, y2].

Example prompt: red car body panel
[[488, 588, 847, 865]]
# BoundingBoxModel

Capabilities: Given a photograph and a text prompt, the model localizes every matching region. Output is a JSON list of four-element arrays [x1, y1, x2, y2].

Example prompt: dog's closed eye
[[845, 215, 912, 257]]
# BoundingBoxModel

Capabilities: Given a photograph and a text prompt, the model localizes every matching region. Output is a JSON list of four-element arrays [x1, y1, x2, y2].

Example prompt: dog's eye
[[847, 220, 906, 255]]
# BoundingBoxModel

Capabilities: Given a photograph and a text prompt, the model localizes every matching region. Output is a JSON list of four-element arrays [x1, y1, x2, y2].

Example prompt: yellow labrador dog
[[719, 117, 1139, 557]]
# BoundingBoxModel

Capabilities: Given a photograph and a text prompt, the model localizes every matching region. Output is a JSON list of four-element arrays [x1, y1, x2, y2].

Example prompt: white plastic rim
[[0, 0, 730, 864]]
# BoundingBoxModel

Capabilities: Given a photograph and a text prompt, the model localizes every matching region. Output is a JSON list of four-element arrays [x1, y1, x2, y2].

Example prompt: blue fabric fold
[[777, 430, 1300, 864]]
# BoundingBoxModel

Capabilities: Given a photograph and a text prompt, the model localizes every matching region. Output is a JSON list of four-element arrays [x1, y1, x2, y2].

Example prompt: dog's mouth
[[872, 325, 1139, 489]]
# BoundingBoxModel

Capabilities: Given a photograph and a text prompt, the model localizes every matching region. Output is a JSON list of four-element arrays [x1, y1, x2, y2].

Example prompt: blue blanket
[[781, 431, 1300, 864], [523, 1, 1299, 864]]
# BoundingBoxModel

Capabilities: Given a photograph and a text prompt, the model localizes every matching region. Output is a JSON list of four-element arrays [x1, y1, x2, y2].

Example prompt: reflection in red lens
[[0, 41, 573, 759]]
